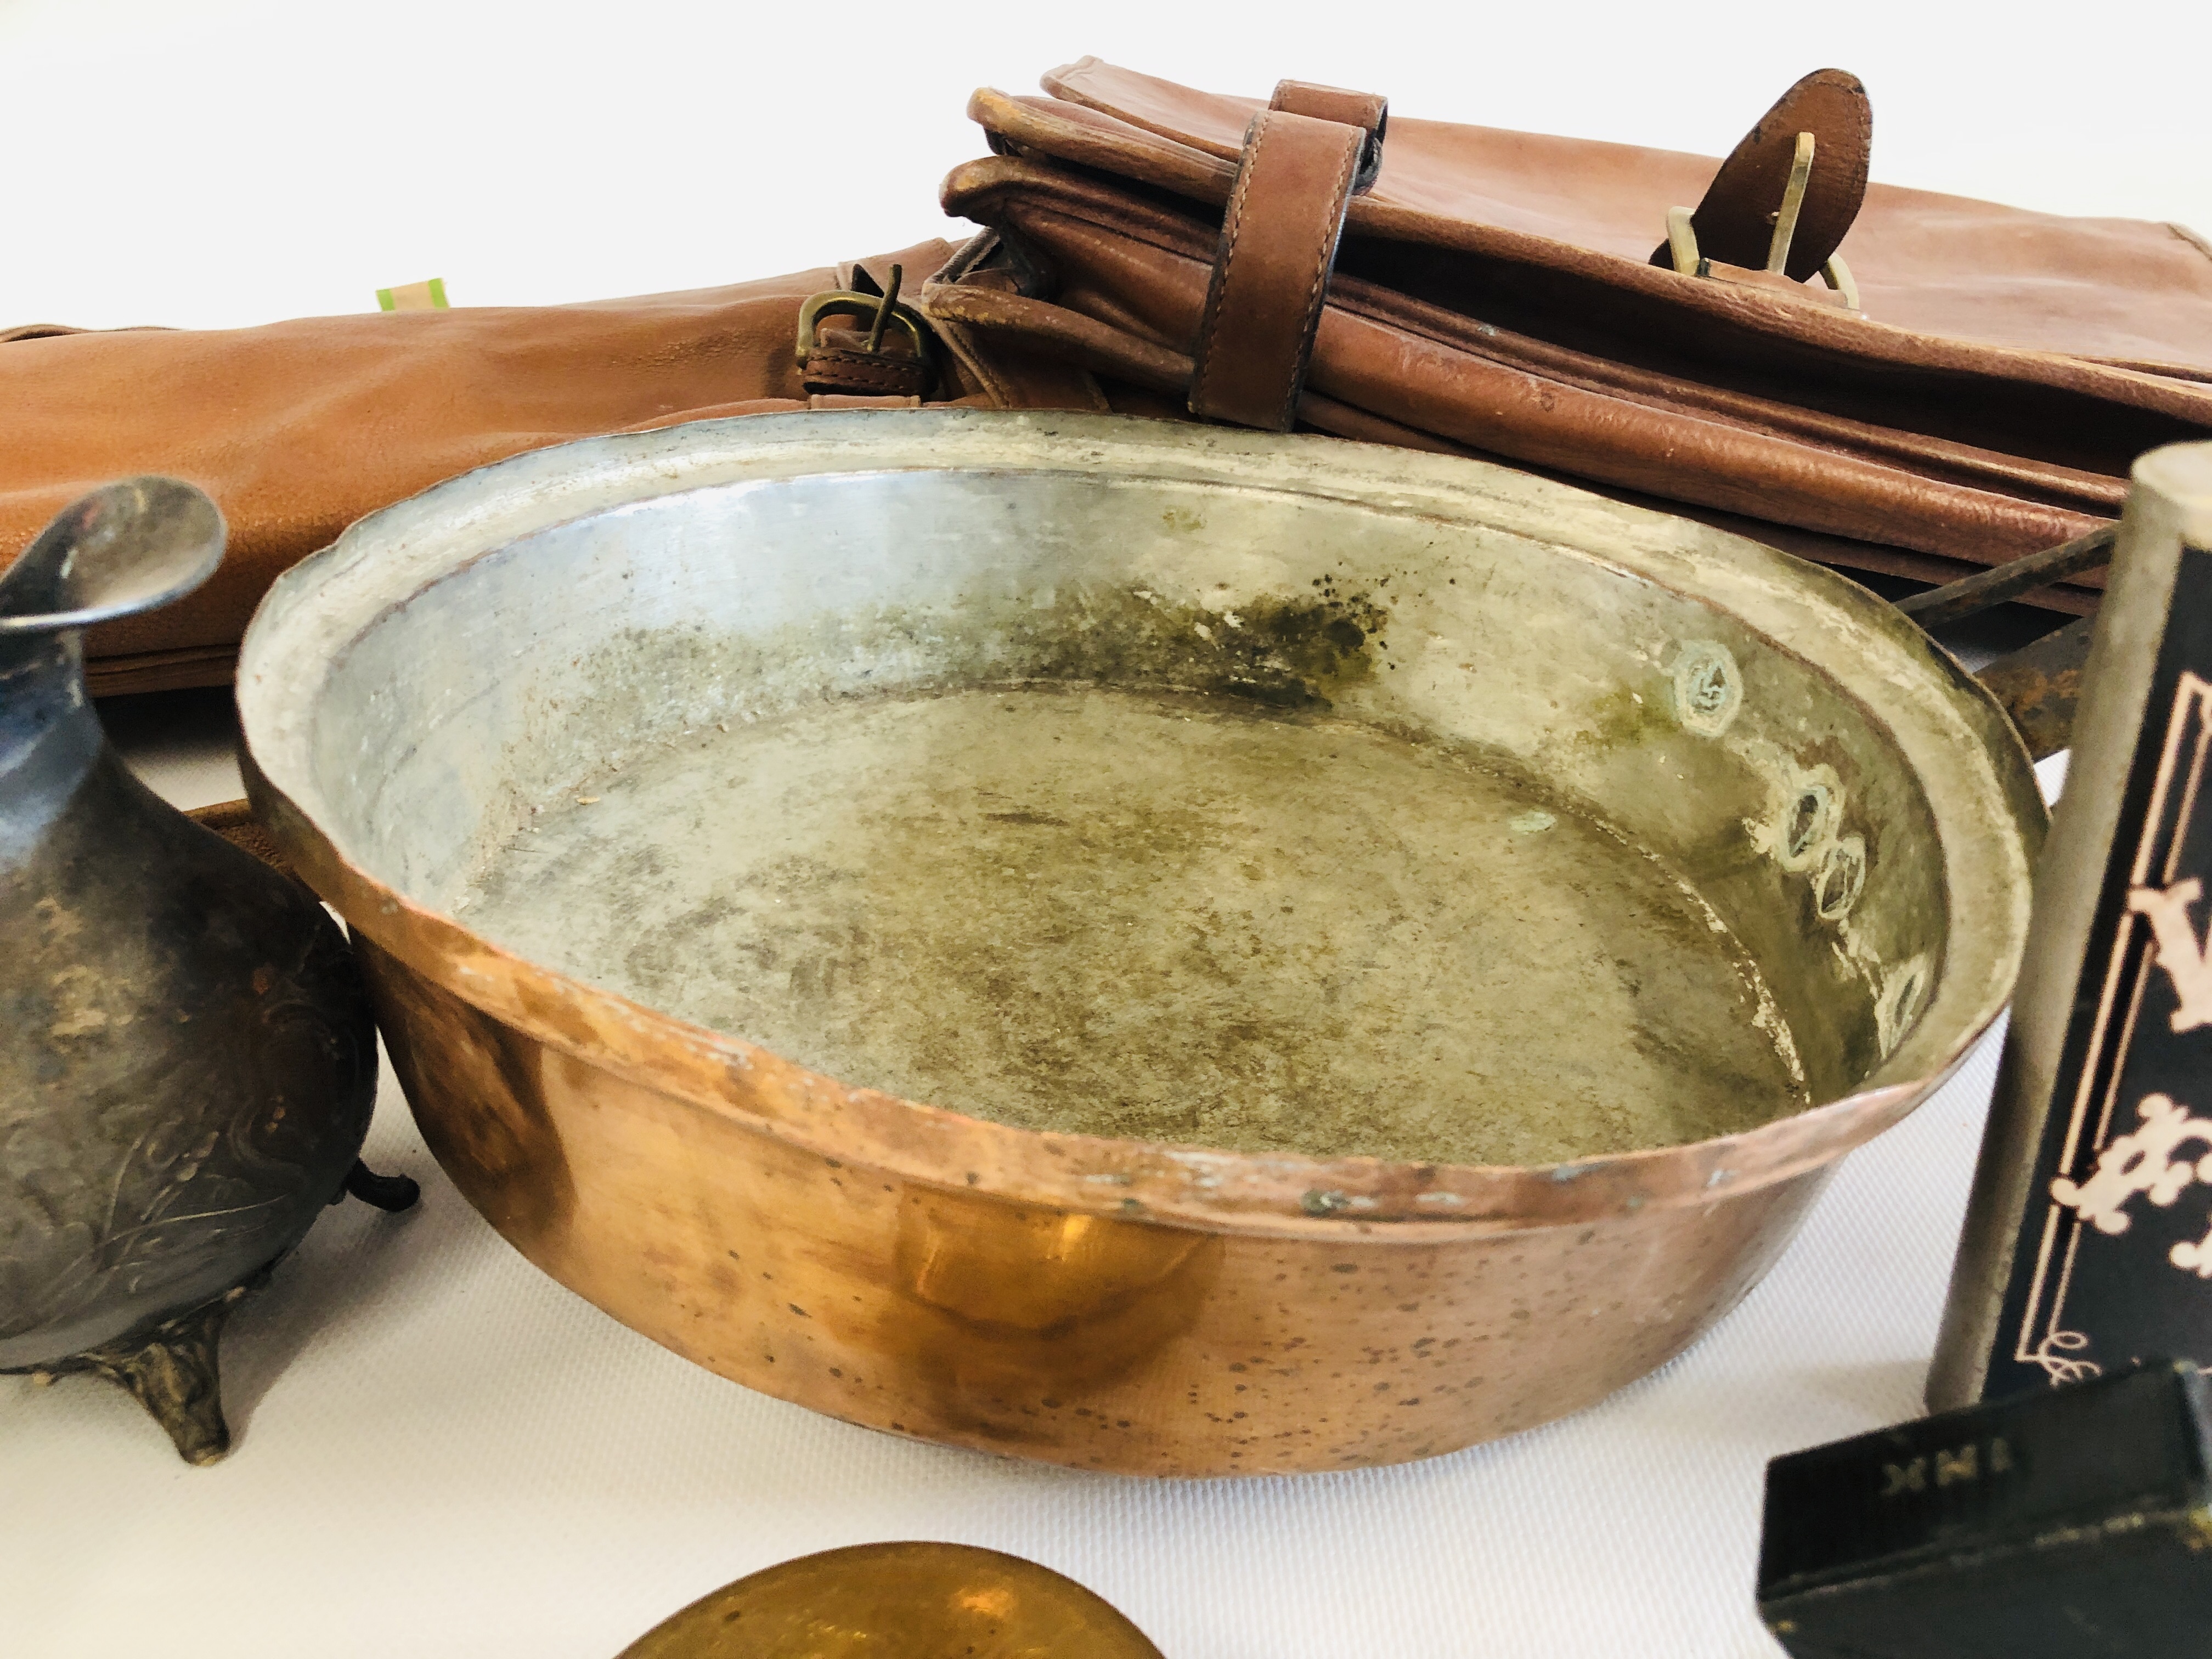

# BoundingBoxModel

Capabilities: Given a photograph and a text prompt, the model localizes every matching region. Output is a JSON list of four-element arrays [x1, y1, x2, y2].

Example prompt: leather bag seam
[[2167, 221, 2212, 270]]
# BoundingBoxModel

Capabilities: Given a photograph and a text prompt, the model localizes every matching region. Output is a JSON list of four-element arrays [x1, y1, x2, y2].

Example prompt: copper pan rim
[[238, 410, 2043, 1245]]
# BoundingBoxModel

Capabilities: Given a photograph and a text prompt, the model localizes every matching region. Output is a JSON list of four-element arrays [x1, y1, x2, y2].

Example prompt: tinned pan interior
[[237, 410, 2044, 1240]]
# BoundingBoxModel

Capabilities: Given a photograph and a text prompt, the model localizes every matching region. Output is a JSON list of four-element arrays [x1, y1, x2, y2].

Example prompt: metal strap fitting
[[796, 263, 937, 398], [1662, 132, 1860, 312]]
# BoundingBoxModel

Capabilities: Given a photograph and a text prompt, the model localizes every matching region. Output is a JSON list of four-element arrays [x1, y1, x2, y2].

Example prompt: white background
[[0, 0, 2207, 328], [0, 1, 2193, 1653]]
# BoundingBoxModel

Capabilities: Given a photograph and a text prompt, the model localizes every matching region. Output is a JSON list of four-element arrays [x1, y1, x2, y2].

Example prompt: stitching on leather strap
[[1190, 110, 1266, 415], [801, 347, 933, 398], [1280, 137, 1362, 428]]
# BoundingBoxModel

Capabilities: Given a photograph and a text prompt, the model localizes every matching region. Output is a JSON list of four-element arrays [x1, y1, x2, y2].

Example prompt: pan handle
[[1893, 525, 2115, 630], [1894, 525, 2118, 761]]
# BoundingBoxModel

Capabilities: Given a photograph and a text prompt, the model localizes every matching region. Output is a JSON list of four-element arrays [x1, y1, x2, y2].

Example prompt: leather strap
[[800, 326, 933, 398], [807, 392, 923, 409], [1188, 81, 1385, 431]]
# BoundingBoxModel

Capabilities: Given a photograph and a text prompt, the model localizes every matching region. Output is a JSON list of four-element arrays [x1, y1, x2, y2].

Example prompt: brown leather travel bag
[[924, 60, 2212, 611], [6, 60, 2210, 693], [0, 242, 1098, 695]]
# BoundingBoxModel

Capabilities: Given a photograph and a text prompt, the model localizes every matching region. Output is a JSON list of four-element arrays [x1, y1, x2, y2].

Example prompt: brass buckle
[[1662, 131, 1860, 312], [794, 264, 935, 373]]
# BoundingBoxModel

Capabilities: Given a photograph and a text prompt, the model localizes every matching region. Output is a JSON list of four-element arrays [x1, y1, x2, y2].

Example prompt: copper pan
[[236, 411, 2042, 1476]]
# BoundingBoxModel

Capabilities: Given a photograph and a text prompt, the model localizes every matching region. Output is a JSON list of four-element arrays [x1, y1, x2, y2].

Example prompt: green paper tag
[[376, 278, 449, 312]]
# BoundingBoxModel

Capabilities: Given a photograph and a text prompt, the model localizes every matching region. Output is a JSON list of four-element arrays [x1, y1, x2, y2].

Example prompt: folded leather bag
[[923, 59, 2212, 614], [8, 58, 2211, 693]]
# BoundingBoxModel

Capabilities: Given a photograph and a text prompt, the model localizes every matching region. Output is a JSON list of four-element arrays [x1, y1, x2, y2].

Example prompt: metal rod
[[1895, 523, 2120, 628], [1765, 132, 1816, 275], [1664, 206, 1701, 276], [1820, 253, 1860, 312], [866, 264, 904, 354]]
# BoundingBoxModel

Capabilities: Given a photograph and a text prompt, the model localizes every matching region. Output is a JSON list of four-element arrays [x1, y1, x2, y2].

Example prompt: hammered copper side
[[352, 932, 1837, 1474]]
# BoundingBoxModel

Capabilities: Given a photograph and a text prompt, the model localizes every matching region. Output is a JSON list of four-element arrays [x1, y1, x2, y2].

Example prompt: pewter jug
[[1, 478, 413, 1464]]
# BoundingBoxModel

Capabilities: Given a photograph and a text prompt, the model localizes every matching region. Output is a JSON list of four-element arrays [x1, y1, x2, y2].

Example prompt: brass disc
[[616, 1542, 1166, 1658]]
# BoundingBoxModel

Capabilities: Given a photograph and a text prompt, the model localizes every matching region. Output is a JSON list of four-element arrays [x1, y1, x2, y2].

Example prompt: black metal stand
[[343, 1159, 422, 1214]]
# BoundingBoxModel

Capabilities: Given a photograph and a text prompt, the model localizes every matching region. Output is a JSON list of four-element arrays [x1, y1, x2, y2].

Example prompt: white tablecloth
[[0, 707, 2067, 1656]]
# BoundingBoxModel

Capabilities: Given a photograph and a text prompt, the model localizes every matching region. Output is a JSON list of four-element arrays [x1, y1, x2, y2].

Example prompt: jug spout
[[0, 476, 224, 637], [0, 477, 222, 831]]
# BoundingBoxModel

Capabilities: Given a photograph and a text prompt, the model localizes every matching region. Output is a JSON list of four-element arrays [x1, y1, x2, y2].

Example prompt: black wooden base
[[1762, 1362, 2212, 1656]]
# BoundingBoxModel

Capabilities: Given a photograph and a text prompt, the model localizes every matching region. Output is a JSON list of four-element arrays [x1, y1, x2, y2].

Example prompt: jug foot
[[73, 1265, 273, 1466], [343, 1158, 421, 1212]]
